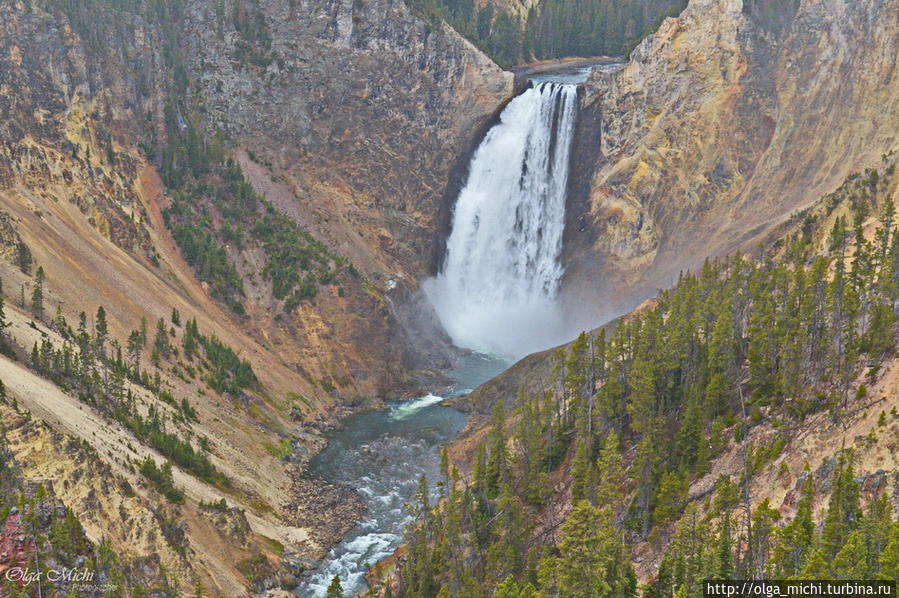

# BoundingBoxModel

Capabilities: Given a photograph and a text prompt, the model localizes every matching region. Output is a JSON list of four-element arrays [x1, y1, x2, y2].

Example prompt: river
[[296, 352, 508, 597], [296, 62, 605, 597]]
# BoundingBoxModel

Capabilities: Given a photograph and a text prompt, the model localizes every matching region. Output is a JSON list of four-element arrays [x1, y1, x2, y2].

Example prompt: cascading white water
[[423, 82, 579, 360]]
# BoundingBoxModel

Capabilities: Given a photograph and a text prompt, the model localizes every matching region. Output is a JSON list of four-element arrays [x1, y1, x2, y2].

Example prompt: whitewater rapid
[[424, 81, 579, 360], [295, 353, 507, 597]]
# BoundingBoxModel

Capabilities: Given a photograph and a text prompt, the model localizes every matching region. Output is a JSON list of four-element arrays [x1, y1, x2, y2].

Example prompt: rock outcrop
[[186, 0, 513, 281], [563, 0, 899, 325]]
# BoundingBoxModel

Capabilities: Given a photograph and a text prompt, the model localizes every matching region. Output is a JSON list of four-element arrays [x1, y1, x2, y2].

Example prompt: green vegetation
[[169, 214, 246, 311], [237, 553, 279, 588], [406, 0, 687, 67], [30, 266, 44, 320], [16, 240, 32, 273], [391, 163, 899, 596], [199, 497, 230, 512], [263, 437, 294, 459], [183, 317, 256, 394], [251, 210, 348, 309], [0, 424, 181, 597], [160, 129, 348, 313], [522, 0, 687, 63], [231, 0, 277, 67], [139, 456, 185, 503], [327, 575, 345, 598], [0, 280, 16, 360], [54, 0, 347, 315], [658, 455, 897, 594], [29, 325, 230, 488], [18, 295, 250, 489]]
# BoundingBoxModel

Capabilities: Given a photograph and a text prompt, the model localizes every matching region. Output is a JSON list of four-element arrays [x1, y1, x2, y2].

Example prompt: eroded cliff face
[[563, 0, 899, 324], [184, 0, 514, 380], [186, 0, 513, 282]]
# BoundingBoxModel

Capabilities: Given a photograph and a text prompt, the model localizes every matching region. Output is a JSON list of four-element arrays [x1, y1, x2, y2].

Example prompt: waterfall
[[424, 82, 579, 360]]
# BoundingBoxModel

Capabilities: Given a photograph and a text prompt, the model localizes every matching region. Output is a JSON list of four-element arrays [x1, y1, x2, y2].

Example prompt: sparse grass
[[237, 553, 277, 586], [263, 438, 293, 459]]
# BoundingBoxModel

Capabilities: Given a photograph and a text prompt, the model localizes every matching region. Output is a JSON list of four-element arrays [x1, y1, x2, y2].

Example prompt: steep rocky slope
[[1, 0, 512, 400], [563, 0, 899, 326], [185, 0, 512, 281], [0, 0, 511, 595]]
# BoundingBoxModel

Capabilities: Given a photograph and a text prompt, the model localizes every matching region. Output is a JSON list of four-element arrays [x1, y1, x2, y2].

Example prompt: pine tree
[[879, 522, 899, 581], [139, 316, 148, 347], [183, 317, 199, 359], [565, 332, 590, 406], [570, 432, 595, 504], [154, 317, 170, 359], [859, 493, 893, 577], [822, 452, 861, 559], [487, 481, 529, 582], [656, 505, 714, 596], [485, 400, 508, 498], [832, 530, 868, 579], [716, 514, 734, 579], [95, 305, 109, 357], [772, 470, 815, 577], [747, 500, 780, 578], [555, 501, 618, 598], [633, 433, 659, 537], [325, 575, 343, 598], [705, 293, 734, 417], [799, 548, 832, 581], [0, 287, 11, 356], [127, 330, 142, 376], [875, 197, 895, 289], [473, 443, 487, 490], [627, 328, 657, 437], [595, 430, 625, 514], [653, 471, 687, 528], [514, 388, 546, 505], [30, 266, 45, 320], [676, 395, 703, 471], [747, 264, 779, 402]]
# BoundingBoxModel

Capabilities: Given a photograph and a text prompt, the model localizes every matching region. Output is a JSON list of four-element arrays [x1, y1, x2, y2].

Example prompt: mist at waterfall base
[[423, 82, 579, 361], [297, 353, 507, 597]]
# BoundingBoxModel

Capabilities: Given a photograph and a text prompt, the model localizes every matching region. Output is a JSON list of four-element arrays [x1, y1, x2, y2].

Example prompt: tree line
[[406, 0, 687, 68], [382, 160, 899, 596]]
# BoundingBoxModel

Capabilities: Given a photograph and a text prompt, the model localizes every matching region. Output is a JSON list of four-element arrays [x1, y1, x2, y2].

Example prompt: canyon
[[0, 0, 897, 596]]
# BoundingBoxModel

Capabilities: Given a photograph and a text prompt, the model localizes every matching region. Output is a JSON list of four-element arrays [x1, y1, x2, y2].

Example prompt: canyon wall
[[0, 0, 510, 594], [185, 0, 513, 281], [0, 0, 512, 400], [563, 0, 899, 325]]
